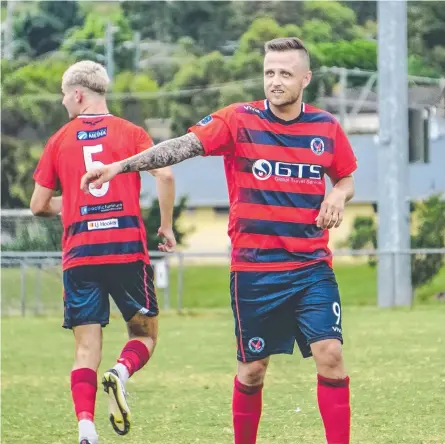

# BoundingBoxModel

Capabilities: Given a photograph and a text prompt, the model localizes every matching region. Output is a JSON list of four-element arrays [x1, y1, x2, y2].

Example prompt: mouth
[[271, 90, 284, 95]]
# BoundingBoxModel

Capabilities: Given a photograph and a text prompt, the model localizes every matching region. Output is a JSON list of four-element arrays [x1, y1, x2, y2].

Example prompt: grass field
[[2, 262, 445, 315], [2, 306, 445, 444]]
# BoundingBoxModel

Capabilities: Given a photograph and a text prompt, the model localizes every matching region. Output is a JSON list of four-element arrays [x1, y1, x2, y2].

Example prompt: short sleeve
[[188, 106, 236, 156], [327, 124, 357, 181], [33, 139, 59, 190], [135, 127, 154, 154]]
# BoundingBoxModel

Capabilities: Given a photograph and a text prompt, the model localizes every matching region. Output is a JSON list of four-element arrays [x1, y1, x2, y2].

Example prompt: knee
[[312, 340, 344, 373], [127, 314, 158, 355], [238, 359, 268, 386]]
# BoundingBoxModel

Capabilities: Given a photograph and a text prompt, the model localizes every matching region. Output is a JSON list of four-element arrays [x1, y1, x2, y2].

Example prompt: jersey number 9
[[83, 144, 110, 198]]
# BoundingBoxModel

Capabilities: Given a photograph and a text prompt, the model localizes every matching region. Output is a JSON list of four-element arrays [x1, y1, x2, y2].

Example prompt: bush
[[346, 194, 445, 289]]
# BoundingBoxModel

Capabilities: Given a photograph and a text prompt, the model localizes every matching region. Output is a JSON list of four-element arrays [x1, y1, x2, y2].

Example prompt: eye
[[265, 71, 274, 77], [282, 72, 291, 78]]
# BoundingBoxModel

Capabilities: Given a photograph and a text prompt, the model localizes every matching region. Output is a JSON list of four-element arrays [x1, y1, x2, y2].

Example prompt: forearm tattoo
[[121, 133, 205, 172]]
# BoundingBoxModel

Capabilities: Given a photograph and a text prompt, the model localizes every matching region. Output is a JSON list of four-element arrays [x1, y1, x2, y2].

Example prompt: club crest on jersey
[[196, 115, 213, 126], [310, 137, 325, 155], [248, 337, 265, 353], [76, 127, 107, 140], [252, 159, 273, 180]]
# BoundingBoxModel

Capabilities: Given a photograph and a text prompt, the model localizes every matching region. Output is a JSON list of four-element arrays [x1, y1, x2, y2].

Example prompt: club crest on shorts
[[310, 137, 325, 155], [248, 337, 265, 353]]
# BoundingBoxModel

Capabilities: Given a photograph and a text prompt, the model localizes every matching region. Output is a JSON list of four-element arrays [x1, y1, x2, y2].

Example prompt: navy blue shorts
[[63, 261, 158, 329], [230, 262, 343, 362]]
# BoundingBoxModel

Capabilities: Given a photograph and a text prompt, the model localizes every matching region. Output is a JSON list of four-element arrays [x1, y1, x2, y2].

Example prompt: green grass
[[2, 262, 445, 315], [2, 307, 445, 443]]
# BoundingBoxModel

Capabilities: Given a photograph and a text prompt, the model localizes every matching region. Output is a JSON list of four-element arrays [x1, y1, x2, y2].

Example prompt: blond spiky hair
[[62, 60, 110, 95]]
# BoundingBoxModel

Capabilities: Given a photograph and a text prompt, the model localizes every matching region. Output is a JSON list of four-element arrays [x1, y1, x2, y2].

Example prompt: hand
[[80, 162, 122, 194], [157, 226, 176, 253], [316, 188, 347, 229]]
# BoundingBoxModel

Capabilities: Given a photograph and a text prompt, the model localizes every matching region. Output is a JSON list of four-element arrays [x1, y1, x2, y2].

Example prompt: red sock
[[232, 376, 263, 444], [117, 339, 150, 377], [317, 374, 351, 444], [71, 368, 97, 422]]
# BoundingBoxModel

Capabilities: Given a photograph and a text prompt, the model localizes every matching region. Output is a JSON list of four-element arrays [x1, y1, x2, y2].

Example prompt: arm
[[122, 133, 204, 173], [81, 133, 204, 192], [150, 167, 175, 228], [331, 174, 355, 203], [149, 167, 177, 252], [30, 184, 62, 217], [316, 175, 355, 229]]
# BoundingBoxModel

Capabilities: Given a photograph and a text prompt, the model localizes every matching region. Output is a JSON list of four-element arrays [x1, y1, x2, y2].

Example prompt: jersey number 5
[[83, 144, 110, 197]]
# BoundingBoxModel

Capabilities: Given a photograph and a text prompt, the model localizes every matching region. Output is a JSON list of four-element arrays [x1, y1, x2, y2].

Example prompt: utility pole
[[377, 0, 412, 307], [105, 22, 115, 85], [3, 0, 17, 60], [133, 31, 141, 72]]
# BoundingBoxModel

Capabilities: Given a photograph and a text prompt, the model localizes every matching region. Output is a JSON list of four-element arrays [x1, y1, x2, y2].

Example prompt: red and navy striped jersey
[[33, 114, 152, 271], [189, 100, 357, 272]]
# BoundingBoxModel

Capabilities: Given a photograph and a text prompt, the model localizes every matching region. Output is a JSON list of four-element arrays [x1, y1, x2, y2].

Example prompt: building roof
[[140, 132, 445, 207]]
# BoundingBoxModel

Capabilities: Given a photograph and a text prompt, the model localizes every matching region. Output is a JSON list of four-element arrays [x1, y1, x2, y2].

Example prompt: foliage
[[13, 1, 84, 59], [1, 58, 69, 208], [110, 71, 160, 126], [122, 1, 240, 53], [61, 10, 134, 72], [2, 218, 63, 252], [346, 195, 445, 289], [410, 196, 445, 288]]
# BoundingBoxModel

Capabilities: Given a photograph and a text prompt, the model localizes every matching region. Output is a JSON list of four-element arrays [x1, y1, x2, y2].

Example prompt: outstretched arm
[[81, 133, 204, 192], [122, 133, 204, 172]]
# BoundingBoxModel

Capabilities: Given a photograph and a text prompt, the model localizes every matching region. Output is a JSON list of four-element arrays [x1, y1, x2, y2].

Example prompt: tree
[[167, 51, 232, 136], [1, 58, 69, 208], [13, 1, 84, 58], [346, 195, 445, 293], [408, 2, 445, 73], [110, 71, 160, 127], [122, 1, 239, 53], [62, 10, 134, 73]]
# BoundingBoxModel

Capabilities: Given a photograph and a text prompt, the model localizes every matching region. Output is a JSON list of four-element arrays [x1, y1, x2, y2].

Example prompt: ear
[[302, 70, 312, 89], [75, 88, 83, 103]]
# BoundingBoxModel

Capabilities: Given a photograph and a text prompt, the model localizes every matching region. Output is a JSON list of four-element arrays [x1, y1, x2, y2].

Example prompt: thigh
[[63, 265, 110, 329], [231, 271, 296, 363], [107, 261, 159, 322], [294, 263, 343, 358]]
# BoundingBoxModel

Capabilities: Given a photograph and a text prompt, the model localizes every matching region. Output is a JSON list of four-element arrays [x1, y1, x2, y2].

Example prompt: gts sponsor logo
[[252, 159, 322, 182]]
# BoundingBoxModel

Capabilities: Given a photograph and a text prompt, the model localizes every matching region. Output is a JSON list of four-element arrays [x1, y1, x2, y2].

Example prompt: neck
[[78, 100, 109, 116], [268, 97, 303, 121]]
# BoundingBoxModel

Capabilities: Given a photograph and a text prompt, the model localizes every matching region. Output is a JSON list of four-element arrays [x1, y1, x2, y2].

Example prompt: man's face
[[61, 85, 82, 119], [263, 50, 312, 108]]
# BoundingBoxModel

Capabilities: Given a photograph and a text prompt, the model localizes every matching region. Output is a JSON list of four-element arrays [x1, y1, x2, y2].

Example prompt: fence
[[2, 249, 444, 316]]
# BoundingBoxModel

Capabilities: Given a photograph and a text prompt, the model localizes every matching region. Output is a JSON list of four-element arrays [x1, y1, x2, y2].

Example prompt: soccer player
[[30, 61, 176, 444], [81, 38, 356, 444]]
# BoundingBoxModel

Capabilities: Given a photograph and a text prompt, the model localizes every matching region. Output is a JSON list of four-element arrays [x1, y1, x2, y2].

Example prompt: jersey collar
[[77, 113, 113, 118], [263, 100, 305, 125]]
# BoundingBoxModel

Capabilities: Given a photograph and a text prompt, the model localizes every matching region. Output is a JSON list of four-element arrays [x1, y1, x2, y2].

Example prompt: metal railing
[[2, 248, 445, 316]]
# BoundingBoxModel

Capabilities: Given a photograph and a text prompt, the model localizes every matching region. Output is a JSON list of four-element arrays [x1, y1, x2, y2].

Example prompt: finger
[[316, 203, 330, 228], [320, 208, 333, 229], [327, 212, 338, 229], [92, 176, 106, 189], [80, 172, 93, 192], [334, 210, 344, 228]]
